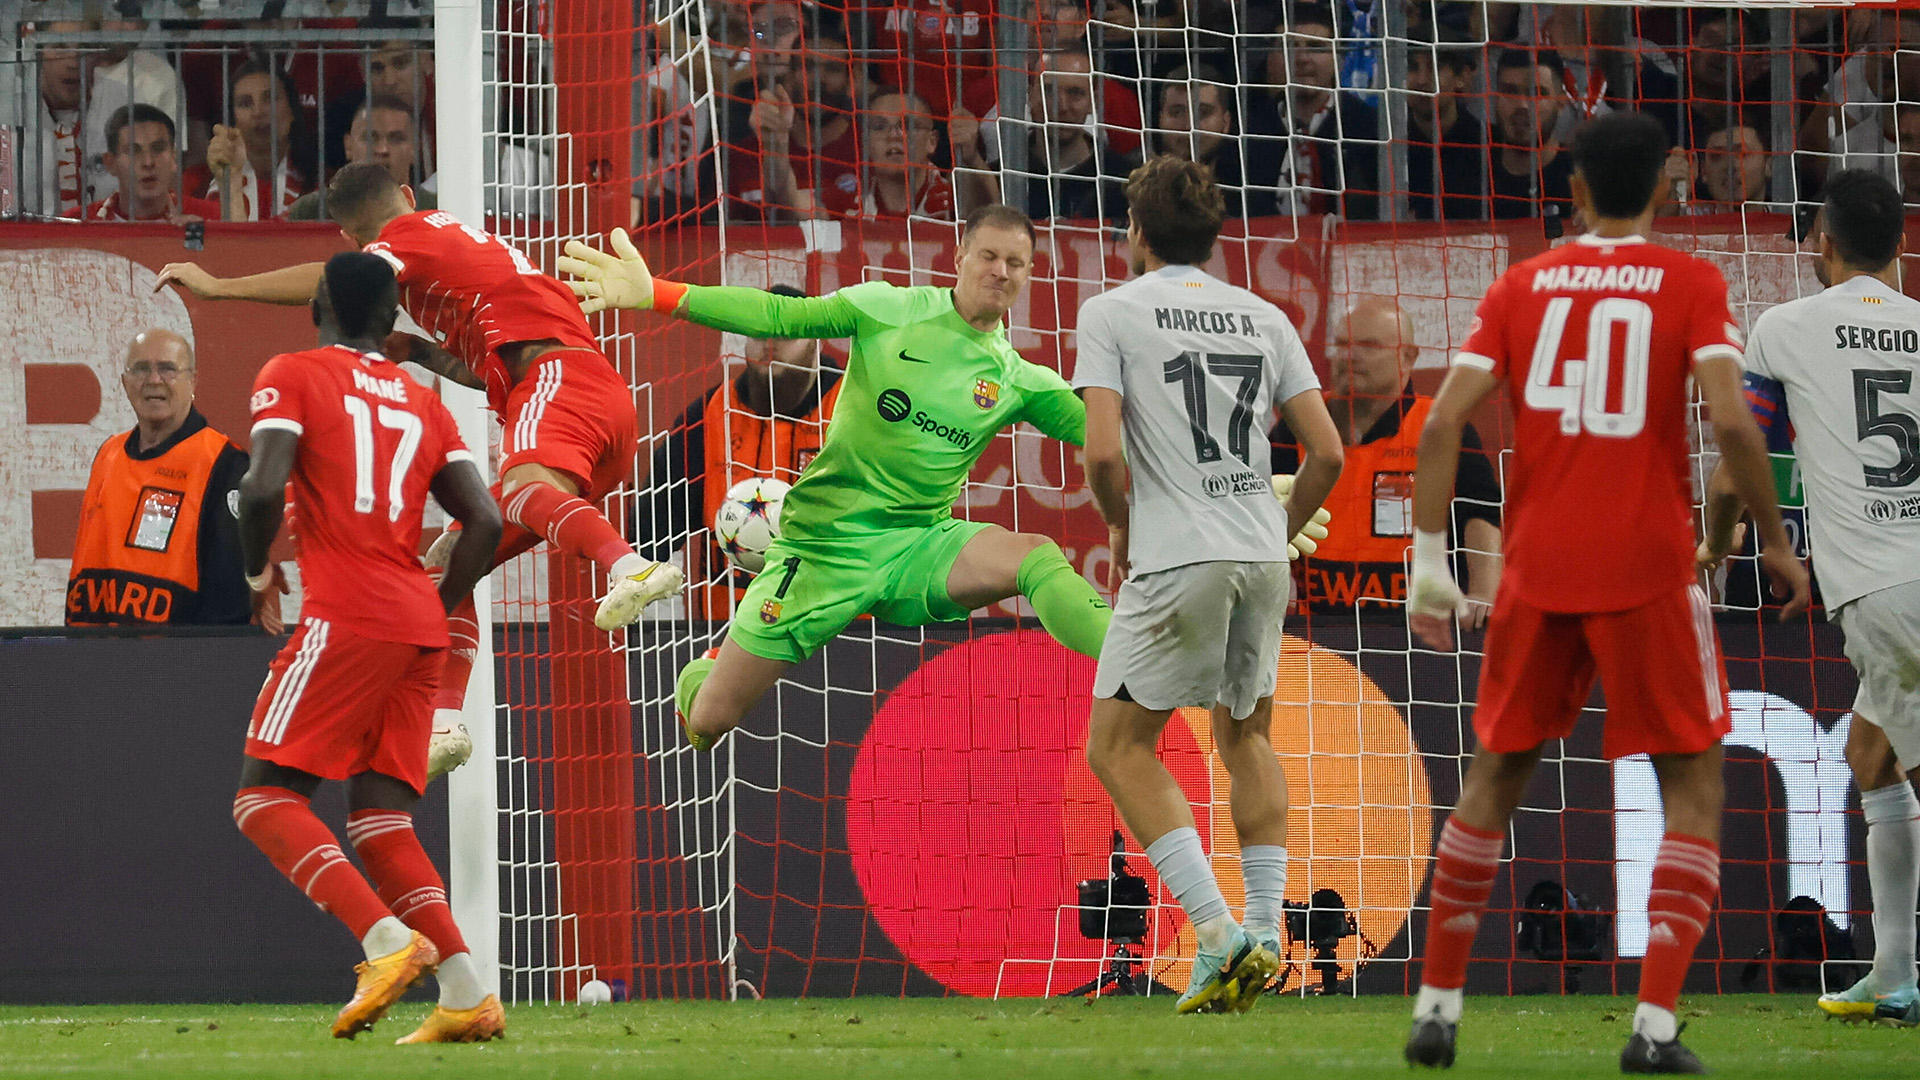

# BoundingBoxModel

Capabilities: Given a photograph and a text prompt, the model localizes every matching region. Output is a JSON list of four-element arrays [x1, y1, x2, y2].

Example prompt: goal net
[[476, 0, 1903, 1002]]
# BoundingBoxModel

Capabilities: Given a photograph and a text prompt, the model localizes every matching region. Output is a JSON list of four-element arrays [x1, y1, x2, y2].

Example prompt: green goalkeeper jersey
[[680, 281, 1086, 538]]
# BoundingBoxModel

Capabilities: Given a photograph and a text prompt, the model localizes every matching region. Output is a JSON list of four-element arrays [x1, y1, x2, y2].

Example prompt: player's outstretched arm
[[429, 459, 504, 613], [386, 332, 487, 391], [1696, 356, 1810, 618], [154, 260, 325, 304], [1408, 365, 1499, 650], [560, 228, 861, 339]]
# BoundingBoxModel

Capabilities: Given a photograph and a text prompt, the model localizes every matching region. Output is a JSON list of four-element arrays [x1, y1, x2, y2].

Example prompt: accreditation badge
[[128, 486, 185, 552], [1371, 472, 1414, 537]]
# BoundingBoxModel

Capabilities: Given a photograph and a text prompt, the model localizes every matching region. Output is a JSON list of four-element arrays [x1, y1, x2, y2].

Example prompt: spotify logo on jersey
[[877, 388, 912, 422]]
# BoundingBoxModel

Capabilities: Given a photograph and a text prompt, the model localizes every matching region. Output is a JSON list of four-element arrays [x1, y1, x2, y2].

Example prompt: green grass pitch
[[0, 995, 1907, 1078]]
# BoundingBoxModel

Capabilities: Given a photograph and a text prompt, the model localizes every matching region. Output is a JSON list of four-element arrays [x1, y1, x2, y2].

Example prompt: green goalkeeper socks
[[675, 655, 716, 751], [1017, 542, 1110, 659]]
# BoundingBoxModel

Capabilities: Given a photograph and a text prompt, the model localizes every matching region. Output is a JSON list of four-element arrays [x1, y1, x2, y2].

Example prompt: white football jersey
[[1071, 264, 1321, 576], [1745, 274, 1920, 609]]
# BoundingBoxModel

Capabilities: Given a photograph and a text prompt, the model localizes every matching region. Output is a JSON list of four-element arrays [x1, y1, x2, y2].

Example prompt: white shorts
[[1092, 560, 1289, 720], [1835, 578, 1920, 771]]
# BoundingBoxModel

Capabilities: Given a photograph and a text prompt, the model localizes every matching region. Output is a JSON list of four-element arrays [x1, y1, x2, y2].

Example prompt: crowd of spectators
[[11, 3, 1920, 227]]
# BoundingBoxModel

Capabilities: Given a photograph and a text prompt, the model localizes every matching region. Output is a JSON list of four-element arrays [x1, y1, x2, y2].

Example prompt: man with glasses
[[821, 89, 964, 219], [67, 330, 279, 631]]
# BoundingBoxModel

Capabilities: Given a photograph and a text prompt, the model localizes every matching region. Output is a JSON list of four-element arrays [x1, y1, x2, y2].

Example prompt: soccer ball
[[714, 477, 789, 574]]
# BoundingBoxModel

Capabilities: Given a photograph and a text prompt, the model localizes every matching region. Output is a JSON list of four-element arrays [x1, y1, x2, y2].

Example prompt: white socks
[[1241, 845, 1288, 941], [436, 951, 488, 1010], [1413, 985, 1463, 1023], [361, 916, 414, 961], [1633, 1003, 1678, 1043], [1862, 782, 1920, 989], [1146, 827, 1235, 953]]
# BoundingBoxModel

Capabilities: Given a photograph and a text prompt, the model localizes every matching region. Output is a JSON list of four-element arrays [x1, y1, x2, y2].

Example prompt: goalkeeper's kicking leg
[[940, 528, 1111, 659]]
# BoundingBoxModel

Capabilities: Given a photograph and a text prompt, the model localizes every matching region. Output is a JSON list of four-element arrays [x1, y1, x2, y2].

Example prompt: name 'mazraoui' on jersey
[[1071, 264, 1321, 576], [1744, 274, 1920, 610]]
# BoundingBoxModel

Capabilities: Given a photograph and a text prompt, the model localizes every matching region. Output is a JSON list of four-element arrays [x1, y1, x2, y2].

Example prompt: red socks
[[433, 594, 480, 713], [502, 481, 634, 572], [1640, 832, 1719, 1011], [233, 787, 391, 940], [1420, 817, 1505, 990], [347, 810, 470, 960]]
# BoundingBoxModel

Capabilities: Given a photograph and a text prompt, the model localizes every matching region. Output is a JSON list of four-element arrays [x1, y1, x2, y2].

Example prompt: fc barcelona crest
[[973, 379, 1000, 410], [760, 599, 783, 624]]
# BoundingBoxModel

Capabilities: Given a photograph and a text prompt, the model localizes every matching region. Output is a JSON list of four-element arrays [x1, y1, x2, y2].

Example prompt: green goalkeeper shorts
[[726, 517, 994, 664]]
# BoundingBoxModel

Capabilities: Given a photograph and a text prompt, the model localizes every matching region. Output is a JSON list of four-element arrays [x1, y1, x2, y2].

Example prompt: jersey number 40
[[1525, 296, 1652, 439]]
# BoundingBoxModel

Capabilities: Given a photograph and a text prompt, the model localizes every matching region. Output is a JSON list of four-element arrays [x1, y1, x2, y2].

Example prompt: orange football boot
[[331, 931, 440, 1039], [396, 994, 507, 1044]]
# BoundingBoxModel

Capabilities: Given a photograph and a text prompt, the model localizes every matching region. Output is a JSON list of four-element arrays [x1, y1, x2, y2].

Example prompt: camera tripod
[[1061, 936, 1150, 997]]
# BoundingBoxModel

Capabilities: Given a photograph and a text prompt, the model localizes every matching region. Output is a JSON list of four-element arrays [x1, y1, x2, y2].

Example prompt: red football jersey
[[1454, 235, 1744, 613], [249, 345, 471, 646], [363, 210, 605, 414]]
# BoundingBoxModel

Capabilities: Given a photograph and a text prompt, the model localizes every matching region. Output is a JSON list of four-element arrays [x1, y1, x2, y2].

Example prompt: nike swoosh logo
[[898, 350, 931, 364]]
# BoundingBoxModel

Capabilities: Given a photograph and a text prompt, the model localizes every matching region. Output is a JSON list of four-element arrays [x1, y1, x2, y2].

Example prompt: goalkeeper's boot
[[332, 931, 440, 1039], [426, 722, 473, 782], [1175, 925, 1272, 1015], [676, 648, 721, 752], [594, 554, 685, 631], [396, 995, 506, 1044], [1404, 1006, 1457, 1069], [1620, 1023, 1706, 1074], [1817, 974, 1918, 1023]]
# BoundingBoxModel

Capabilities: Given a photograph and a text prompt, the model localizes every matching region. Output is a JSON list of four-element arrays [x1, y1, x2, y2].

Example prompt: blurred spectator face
[[106, 120, 181, 212], [232, 71, 294, 158], [35, 22, 86, 112], [1689, 17, 1765, 100], [745, 335, 815, 378], [1898, 109, 1920, 197], [1494, 58, 1562, 148], [1037, 52, 1096, 127], [748, 0, 804, 82], [807, 43, 855, 111], [1406, 51, 1473, 111], [346, 105, 417, 186], [121, 333, 196, 432], [367, 42, 432, 108], [864, 92, 938, 173], [1327, 300, 1413, 403], [1271, 17, 1336, 91], [1157, 81, 1229, 162], [1867, 14, 1920, 103], [1544, 5, 1598, 62], [1040, 1, 1089, 51], [1699, 126, 1768, 204]]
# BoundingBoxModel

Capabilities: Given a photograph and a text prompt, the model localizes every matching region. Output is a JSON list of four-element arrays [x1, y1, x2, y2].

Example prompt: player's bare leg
[[232, 758, 437, 1039], [945, 526, 1109, 658], [677, 638, 795, 751], [1406, 744, 1540, 1067], [1211, 696, 1289, 998], [1819, 719, 1920, 1025], [498, 462, 683, 631], [1610, 747, 1723, 1073], [1087, 695, 1277, 1013]]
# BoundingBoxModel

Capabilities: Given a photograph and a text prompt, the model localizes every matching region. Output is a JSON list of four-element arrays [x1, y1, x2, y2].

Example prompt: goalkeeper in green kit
[[559, 206, 1115, 750]]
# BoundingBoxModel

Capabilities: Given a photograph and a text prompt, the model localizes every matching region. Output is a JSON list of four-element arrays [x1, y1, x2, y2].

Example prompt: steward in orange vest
[[68, 407, 252, 626], [632, 334, 843, 622], [1271, 391, 1501, 616]]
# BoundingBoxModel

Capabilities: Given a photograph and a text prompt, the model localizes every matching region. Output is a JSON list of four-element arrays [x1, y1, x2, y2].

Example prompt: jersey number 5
[[343, 396, 424, 522], [1164, 352, 1264, 466], [1524, 296, 1652, 438], [1854, 369, 1920, 488]]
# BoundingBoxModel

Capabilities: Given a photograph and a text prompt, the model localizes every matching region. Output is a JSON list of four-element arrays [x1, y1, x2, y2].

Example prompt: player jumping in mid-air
[[1401, 112, 1809, 1073], [558, 205, 1113, 749], [158, 162, 683, 777], [1701, 169, 1920, 1028], [1074, 155, 1343, 1013], [234, 252, 506, 1042]]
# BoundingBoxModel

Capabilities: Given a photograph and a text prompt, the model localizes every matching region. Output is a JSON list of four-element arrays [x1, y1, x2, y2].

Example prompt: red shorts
[[500, 348, 639, 502], [245, 618, 445, 794], [1473, 583, 1730, 760]]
